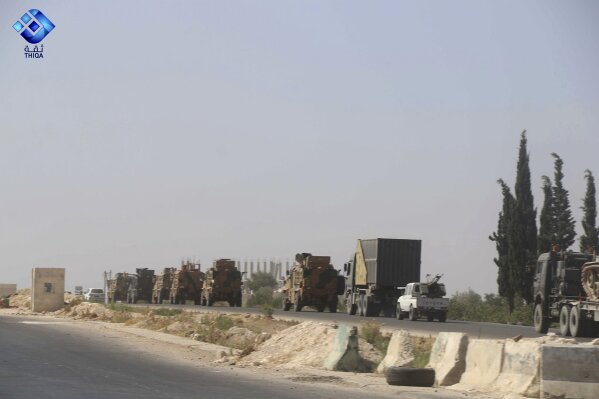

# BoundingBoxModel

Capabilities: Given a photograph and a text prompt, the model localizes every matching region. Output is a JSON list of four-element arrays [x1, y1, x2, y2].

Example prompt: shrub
[[154, 308, 183, 317], [214, 314, 234, 331], [448, 290, 533, 325], [359, 321, 390, 353], [247, 287, 281, 308], [246, 272, 279, 292]]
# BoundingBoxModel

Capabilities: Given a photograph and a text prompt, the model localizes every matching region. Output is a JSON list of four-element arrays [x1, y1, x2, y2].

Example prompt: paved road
[[137, 302, 559, 340], [1, 315, 449, 399]]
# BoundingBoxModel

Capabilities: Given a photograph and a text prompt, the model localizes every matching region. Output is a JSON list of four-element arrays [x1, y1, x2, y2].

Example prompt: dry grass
[[411, 335, 434, 368]]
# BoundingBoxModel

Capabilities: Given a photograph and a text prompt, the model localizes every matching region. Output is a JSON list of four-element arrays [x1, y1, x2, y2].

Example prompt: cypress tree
[[513, 131, 537, 302], [580, 169, 598, 253], [551, 153, 576, 250], [538, 175, 554, 253], [490, 179, 516, 311]]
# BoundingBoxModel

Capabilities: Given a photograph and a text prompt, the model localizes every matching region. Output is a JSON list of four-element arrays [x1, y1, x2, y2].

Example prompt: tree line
[[490, 131, 598, 311]]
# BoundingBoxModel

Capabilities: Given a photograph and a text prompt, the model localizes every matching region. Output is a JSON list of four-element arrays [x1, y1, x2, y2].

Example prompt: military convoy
[[281, 253, 344, 312], [101, 238, 428, 316]]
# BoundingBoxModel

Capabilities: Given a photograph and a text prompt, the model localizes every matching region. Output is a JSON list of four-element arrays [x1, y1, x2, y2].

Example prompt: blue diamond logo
[[13, 9, 55, 44], [29, 21, 40, 33]]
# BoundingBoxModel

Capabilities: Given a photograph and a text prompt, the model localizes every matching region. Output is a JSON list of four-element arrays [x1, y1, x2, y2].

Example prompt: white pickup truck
[[396, 278, 449, 322]]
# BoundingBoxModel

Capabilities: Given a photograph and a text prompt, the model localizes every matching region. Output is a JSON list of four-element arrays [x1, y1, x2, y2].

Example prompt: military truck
[[169, 261, 204, 305], [344, 238, 422, 317], [152, 267, 176, 304], [396, 274, 448, 322], [281, 253, 344, 312], [108, 273, 130, 302], [127, 268, 155, 304], [202, 259, 242, 307], [533, 248, 599, 337]]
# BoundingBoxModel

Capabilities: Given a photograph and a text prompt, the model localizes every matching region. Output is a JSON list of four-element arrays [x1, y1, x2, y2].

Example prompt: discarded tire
[[385, 367, 435, 387]]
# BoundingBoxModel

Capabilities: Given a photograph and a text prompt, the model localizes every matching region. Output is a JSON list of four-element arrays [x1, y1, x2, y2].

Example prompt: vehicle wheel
[[559, 306, 571, 337], [427, 313, 434, 322], [409, 305, 417, 321], [357, 294, 365, 316], [534, 302, 549, 333], [569, 305, 588, 338], [347, 299, 357, 315], [396, 304, 404, 320], [363, 296, 371, 317], [438, 311, 447, 322], [385, 367, 435, 387], [328, 297, 338, 313], [294, 295, 303, 312]]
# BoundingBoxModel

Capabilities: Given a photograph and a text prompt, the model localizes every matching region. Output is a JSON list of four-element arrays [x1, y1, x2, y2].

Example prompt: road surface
[[0, 314, 478, 399]]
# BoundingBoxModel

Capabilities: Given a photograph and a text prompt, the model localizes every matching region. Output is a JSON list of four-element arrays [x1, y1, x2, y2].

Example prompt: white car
[[83, 288, 104, 302]]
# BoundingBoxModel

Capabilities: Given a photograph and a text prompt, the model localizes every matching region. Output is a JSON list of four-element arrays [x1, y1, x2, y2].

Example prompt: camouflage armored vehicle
[[202, 259, 242, 307], [152, 267, 176, 304], [127, 268, 155, 304], [108, 272, 130, 302], [281, 253, 344, 312], [169, 261, 205, 305]]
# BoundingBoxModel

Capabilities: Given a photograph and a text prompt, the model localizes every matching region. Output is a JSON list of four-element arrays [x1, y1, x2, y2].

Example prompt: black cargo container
[[360, 238, 421, 287], [344, 238, 421, 317]]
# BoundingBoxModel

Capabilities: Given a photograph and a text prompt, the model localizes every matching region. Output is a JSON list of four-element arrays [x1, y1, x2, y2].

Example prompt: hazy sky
[[1, 1, 598, 294]]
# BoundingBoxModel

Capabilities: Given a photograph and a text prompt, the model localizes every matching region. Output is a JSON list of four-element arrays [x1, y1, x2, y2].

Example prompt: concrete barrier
[[323, 324, 363, 372], [541, 344, 599, 399], [493, 340, 541, 397], [376, 330, 413, 373], [0, 284, 17, 297], [452, 339, 504, 390], [426, 332, 468, 386]]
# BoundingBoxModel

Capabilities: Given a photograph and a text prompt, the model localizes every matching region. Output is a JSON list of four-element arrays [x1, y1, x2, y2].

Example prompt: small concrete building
[[0, 284, 17, 297], [31, 268, 65, 312]]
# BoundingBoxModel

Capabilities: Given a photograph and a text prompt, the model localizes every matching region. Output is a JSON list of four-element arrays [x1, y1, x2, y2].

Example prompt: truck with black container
[[344, 238, 421, 317]]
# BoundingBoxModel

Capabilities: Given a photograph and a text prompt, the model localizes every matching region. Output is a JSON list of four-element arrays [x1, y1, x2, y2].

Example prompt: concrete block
[[31, 268, 65, 312], [493, 340, 541, 397], [453, 339, 504, 390], [323, 324, 362, 372], [0, 284, 17, 297], [541, 344, 599, 399], [377, 330, 414, 373], [426, 332, 468, 386]]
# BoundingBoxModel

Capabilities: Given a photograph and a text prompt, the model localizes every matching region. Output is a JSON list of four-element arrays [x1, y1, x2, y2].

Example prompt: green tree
[[245, 271, 278, 292], [490, 179, 516, 311], [580, 169, 598, 253], [538, 175, 554, 253], [551, 153, 576, 250], [513, 131, 537, 302]]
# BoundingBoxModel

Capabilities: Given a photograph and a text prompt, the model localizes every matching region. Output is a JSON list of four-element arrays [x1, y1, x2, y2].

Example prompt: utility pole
[[103, 270, 111, 304]]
